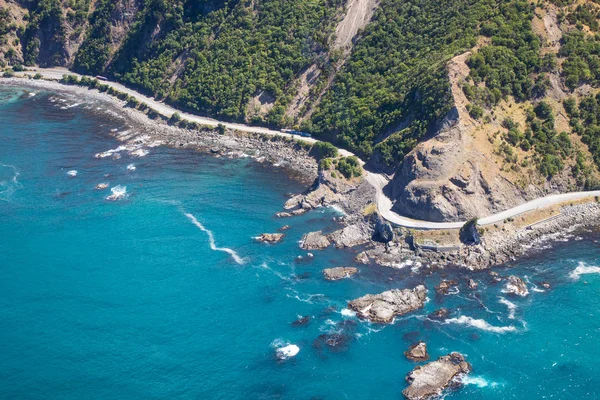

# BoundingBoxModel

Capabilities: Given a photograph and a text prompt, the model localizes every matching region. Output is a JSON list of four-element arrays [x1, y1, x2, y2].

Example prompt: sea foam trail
[[444, 316, 517, 334], [569, 262, 600, 280], [0, 163, 23, 202], [498, 297, 517, 320], [183, 212, 245, 265]]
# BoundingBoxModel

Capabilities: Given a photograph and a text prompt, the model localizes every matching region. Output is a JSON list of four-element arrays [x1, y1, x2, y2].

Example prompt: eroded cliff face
[[389, 108, 538, 222]]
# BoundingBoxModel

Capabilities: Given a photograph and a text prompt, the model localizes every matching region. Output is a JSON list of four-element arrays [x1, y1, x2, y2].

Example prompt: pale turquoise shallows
[[1, 85, 600, 399]]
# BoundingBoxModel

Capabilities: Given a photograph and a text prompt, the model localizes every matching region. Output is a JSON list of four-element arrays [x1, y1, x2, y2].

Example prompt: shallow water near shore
[[1, 84, 600, 399]]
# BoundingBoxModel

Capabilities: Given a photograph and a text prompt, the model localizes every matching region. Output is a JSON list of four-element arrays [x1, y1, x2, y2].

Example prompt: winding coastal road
[[9, 67, 600, 229]]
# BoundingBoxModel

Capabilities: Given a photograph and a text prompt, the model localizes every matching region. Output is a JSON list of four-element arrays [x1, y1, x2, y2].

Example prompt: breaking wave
[[183, 212, 245, 265], [444, 315, 517, 334], [105, 185, 127, 201], [569, 262, 600, 280], [461, 375, 499, 388]]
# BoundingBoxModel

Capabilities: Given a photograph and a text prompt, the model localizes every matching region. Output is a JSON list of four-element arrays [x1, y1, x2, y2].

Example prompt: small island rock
[[504, 275, 529, 297], [323, 267, 358, 281], [405, 341, 429, 362], [255, 233, 285, 244], [403, 352, 471, 400], [348, 285, 427, 324], [279, 225, 291, 232]]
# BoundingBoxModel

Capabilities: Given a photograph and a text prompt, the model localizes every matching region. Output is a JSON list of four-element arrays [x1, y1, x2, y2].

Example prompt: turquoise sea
[[1, 84, 600, 399]]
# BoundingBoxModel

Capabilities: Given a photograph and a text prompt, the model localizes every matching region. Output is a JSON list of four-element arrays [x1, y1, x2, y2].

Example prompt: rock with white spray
[[276, 344, 300, 360], [504, 275, 529, 297]]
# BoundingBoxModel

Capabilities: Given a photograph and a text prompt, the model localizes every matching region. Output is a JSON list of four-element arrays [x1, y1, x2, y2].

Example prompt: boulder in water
[[405, 341, 429, 362], [348, 285, 427, 324], [467, 278, 478, 290], [403, 352, 471, 400], [323, 267, 358, 281], [279, 225, 291, 231], [504, 275, 529, 297], [255, 233, 285, 244], [428, 308, 450, 320]]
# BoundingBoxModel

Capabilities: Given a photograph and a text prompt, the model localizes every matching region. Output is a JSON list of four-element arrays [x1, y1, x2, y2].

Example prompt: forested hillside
[[2, 0, 600, 190]]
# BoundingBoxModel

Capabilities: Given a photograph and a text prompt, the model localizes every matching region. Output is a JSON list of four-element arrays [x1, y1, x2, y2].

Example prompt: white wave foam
[[129, 148, 149, 157], [341, 308, 356, 317], [105, 185, 127, 201], [127, 163, 136, 171], [95, 144, 134, 158], [183, 212, 245, 264], [67, 170, 77, 177], [461, 375, 498, 388], [444, 316, 516, 334], [274, 343, 299, 360], [498, 297, 517, 320], [569, 262, 600, 280], [286, 292, 325, 304]]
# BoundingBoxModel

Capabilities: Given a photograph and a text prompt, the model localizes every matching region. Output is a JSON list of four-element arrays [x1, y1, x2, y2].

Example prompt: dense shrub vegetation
[[102, 0, 345, 123], [565, 95, 600, 173], [559, 30, 600, 89]]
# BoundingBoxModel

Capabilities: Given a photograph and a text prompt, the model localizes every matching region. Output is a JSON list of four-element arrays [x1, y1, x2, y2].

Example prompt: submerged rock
[[300, 231, 331, 250], [405, 341, 429, 362], [348, 285, 427, 323], [322, 267, 358, 281], [403, 352, 471, 400], [504, 275, 529, 297], [291, 315, 310, 327], [435, 279, 458, 295], [255, 233, 285, 244]]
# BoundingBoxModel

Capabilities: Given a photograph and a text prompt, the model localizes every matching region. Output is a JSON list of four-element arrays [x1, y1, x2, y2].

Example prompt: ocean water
[[1, 84, 600, 399]]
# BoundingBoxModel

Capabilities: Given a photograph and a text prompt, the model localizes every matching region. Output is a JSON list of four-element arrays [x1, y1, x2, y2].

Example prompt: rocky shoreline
[[5, 77, 600, 272]]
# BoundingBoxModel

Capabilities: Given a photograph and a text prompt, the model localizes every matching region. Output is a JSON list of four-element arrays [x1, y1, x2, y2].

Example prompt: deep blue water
[[1, 85, 600, 399]]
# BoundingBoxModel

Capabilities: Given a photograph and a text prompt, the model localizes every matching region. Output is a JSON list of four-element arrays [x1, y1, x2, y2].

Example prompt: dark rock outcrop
[[467, 279, 478, 290], [373, 214, 394, 243], [348, 285, 427, 323], [403, 352, 471, 400], [428, 308, 450, 320], [322, 267, 358, 281]]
